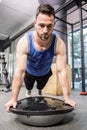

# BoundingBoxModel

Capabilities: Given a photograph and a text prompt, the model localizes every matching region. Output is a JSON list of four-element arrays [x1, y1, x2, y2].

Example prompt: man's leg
[[36, 70, 52, 95], [24, 71, 35, 96]]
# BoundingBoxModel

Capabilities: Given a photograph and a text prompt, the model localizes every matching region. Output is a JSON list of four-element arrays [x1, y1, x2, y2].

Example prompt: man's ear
[[33, 20, 36, 27]]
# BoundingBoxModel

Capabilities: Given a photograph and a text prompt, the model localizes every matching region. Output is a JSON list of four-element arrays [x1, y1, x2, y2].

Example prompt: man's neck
[[33, 31, 52, 47], [32, 31, 53, 51]]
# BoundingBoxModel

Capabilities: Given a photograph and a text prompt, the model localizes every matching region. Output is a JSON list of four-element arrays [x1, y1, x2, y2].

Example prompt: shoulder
[[16, 33, 28, 54], [56, 36, 66, 55]]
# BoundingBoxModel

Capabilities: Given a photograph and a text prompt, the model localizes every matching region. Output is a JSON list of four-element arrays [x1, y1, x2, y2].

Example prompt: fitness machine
[[0, 53, 11, 92]]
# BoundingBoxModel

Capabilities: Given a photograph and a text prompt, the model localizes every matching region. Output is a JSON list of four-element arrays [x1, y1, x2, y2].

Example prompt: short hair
[[36, 4, 55, 18]]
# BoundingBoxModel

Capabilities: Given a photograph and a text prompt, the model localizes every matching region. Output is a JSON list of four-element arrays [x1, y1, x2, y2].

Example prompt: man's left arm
[[56, 37, 76, 107]]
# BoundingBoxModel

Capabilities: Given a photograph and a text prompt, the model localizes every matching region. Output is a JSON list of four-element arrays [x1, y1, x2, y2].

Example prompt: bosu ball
[[10, 95, 74, 126]]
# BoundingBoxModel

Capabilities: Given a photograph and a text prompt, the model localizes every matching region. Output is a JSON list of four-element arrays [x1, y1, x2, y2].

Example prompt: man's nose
[[43, 26, 48, 33]]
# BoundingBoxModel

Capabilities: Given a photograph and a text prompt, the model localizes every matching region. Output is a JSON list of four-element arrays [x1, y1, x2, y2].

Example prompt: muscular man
[[5, 4, 76, 112]]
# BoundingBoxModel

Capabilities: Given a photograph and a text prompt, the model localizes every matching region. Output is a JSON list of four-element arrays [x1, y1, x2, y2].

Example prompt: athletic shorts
[[24, 69, 52, 90]]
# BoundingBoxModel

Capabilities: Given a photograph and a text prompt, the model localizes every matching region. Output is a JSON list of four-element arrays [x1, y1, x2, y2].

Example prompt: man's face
[[34, 13, 55, 41]]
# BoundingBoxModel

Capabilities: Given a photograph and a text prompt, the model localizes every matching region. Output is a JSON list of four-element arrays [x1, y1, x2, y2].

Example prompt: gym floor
[[0, 85, 87, 130]]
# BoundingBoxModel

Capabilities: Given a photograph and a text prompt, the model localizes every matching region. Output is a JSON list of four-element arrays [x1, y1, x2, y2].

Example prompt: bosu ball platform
[[10, 96, 74, 126]]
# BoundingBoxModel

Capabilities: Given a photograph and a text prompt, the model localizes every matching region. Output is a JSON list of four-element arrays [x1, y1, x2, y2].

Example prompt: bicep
[[15, 36, 28, 75], [56, 37, 66, 72], [56, 52, 67, 83], [15, 52, 27, 74], [56, 54, 66, 72], [55, 37, 68, 87]]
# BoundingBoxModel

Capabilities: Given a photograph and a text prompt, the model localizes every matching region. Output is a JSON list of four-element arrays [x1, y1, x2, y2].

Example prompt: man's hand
[[64, 98, 76, 108], [5, 99, 17, 112]]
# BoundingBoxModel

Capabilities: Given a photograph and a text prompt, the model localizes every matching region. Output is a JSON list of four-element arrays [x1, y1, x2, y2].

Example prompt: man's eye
[[39, 24, 45, 28], [47, 25, 52, 29], [38, 24, 53, 29]]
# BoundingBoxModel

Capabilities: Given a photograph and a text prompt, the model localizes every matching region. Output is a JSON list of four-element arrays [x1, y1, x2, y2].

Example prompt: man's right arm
[[5, 35, 28, 112]]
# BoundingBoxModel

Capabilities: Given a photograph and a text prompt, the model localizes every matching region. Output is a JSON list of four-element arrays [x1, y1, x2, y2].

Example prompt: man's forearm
[[58, 68, 70, 100], [62, 82, 70, 100], [11, 73, 24, 101]]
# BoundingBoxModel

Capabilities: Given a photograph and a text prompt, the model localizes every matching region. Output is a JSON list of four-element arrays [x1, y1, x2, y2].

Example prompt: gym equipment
[[0, 53, 11, 91], [10, 95, 74, 126], [80, 92, 87, 95]]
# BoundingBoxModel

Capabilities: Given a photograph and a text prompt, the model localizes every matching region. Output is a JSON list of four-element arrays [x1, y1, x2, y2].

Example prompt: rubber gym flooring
[[0, 85, 87, 130]]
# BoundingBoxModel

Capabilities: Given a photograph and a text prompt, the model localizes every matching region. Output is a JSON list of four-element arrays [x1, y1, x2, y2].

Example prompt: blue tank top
[[26, 31, 57, 76]]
